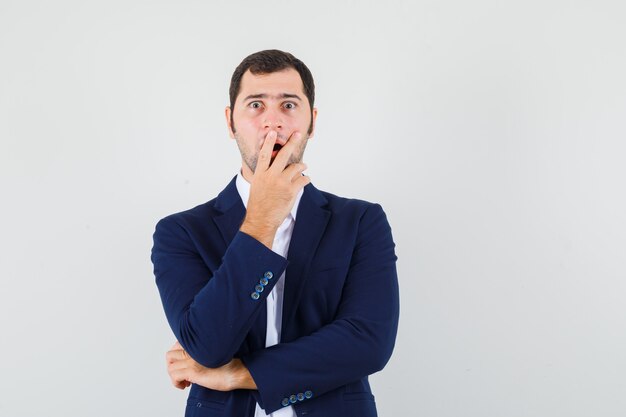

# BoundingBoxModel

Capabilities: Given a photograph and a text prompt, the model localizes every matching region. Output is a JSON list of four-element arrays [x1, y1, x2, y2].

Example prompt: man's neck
[[241, 164, 254, 183]]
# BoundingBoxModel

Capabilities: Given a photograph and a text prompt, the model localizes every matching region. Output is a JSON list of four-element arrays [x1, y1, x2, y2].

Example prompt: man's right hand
[[240, 129, 310, 249]]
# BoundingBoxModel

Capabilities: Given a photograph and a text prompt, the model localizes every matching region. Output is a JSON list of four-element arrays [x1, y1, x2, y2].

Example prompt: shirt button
[[281, 398, 290, 407], [304, 390, 313, 399], [264, 271, 274, 280], [250, 292, 260, 300]]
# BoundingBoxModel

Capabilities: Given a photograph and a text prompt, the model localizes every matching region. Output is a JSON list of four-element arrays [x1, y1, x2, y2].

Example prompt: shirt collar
[[235, 170, 303, 221]]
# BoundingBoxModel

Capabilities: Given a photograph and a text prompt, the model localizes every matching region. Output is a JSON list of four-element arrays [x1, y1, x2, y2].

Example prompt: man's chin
[[269, 157, 301, 168]]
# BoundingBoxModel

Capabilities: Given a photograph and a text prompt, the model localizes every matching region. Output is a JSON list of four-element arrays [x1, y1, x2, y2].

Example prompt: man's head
[[225, 50, 317, 179]]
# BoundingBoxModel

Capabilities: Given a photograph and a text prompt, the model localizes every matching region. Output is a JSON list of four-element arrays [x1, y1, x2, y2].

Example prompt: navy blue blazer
[[151, 176, 399, 417]]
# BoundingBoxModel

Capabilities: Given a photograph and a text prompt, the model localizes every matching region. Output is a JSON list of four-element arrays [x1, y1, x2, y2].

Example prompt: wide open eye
[[283, 102, 297, 110], [249, 101, 262, 109]]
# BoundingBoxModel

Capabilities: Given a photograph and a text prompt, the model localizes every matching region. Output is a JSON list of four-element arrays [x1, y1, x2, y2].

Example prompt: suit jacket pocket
[[186, 395, 225, 413]]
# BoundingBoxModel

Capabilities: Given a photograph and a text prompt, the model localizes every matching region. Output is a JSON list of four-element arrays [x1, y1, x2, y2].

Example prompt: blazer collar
[[212, 174, 329, 221], [214, 175, 242, 214], [212, 176, 245, 247], [235, 172, 304, 222]]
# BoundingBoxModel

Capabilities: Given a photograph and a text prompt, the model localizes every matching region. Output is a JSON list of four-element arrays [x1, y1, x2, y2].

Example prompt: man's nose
[[263, 110, 283, 130]]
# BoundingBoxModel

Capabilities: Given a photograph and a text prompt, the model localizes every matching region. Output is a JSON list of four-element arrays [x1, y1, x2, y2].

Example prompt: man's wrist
[[240, 219, 277, 250], [229, 358, 257, 390]]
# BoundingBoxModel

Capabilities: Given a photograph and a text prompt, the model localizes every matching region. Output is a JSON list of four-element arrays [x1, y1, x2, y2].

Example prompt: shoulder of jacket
[[155, 196, 220, 229], [318, 188, 385, 218]]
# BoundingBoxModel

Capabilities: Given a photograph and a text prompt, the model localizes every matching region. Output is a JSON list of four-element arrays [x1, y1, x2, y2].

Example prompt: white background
[[1, 0, 625, 416]]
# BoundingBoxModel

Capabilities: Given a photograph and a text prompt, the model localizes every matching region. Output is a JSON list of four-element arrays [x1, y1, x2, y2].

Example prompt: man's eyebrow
[[243, 93, 302, 102]]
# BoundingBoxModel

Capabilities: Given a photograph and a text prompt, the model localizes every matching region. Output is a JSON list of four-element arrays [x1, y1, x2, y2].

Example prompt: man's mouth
[[271, 143, 283, 158]]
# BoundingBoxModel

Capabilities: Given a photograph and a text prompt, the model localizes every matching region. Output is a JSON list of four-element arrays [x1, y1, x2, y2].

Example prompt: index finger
[[166, 348, 188, 364], [269, 130, 305, 172], [256, 130, 278, 173]]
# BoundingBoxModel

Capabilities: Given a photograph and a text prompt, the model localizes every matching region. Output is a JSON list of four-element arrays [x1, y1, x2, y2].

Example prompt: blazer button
[[250, 292, 260, 300], [304, 390, 313, 399], [255, 284, 264, 293], [260, 277, 269, 286], [297, 392, 305, 401], [289, 394, 297, 404], [281, 398, 290, 407], [264, 271, 274, 279]]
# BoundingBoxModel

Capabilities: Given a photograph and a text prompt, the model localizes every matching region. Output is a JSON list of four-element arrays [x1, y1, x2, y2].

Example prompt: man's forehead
[[238, 68, 305, 100]]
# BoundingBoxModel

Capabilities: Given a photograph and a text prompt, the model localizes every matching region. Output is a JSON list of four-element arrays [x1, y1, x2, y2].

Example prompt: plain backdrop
[[1, 0, 625, 416]]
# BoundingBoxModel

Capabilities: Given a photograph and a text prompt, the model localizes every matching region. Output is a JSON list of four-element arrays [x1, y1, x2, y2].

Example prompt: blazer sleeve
[[151, 216, 289, 368], [241, 203, 400, 414]]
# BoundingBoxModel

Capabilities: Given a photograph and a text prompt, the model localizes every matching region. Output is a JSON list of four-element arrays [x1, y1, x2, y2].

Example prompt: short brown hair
[[229, 49, 315, 133]]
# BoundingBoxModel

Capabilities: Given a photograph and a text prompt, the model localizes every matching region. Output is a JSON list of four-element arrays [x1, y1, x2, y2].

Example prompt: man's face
[[225, 68, 317, 180]]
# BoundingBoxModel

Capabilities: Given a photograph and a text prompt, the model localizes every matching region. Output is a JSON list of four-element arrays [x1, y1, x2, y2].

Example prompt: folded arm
[[152, 218, 288, 368], [163, 204, 399, 414]]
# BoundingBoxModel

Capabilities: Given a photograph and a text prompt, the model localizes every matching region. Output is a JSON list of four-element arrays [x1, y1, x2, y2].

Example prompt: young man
[[151, 49, 399, 417]]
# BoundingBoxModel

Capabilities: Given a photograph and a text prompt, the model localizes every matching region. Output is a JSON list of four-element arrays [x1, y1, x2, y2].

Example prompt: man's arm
[[152, 129, 309, 368], [166, 341, 256, 391], [152, 221, 288, 368], [241, 203, 399, 413], [165, 204, 399, 414]]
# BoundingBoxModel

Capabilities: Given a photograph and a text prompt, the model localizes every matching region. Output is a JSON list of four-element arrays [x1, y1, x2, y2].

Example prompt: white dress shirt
[[236, 172, 303, 417]]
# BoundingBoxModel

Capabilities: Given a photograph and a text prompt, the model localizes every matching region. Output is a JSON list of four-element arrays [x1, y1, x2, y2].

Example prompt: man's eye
[[249, 102, 262, 109], [283, 102, 296, 110]]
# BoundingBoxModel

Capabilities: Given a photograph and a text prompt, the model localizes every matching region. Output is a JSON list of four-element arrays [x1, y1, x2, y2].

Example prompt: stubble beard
[[235, 131, 308, 174]]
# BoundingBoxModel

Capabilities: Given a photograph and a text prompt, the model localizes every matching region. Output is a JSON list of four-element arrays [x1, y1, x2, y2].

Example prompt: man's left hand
[[165, 341, 257, 391]]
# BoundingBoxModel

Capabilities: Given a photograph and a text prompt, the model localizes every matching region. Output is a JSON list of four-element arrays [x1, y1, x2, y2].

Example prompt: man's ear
[[308, 107, 318, 139], [225, 106, 235, 139]]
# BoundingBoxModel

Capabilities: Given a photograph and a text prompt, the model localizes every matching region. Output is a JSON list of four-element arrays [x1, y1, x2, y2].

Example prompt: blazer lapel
[[213, 176, 246, 248], [282, 183, 330, 340]]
